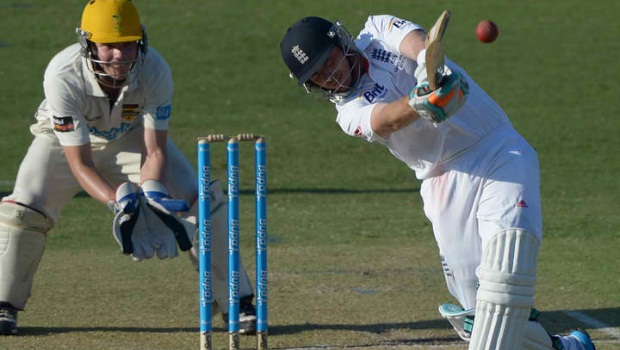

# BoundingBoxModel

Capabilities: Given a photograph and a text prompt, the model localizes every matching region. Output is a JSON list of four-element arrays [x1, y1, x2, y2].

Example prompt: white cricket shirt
[[335, 15, 512, 179], [32, 43, 173, 147]]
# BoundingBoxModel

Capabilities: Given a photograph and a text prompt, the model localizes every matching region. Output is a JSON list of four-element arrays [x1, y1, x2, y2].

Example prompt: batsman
[[280, 12, 595, 350], [0, 0, 257, 335]]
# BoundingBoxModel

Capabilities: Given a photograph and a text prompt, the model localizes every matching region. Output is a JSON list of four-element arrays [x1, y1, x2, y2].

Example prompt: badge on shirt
[[388, 18, 408, 30], [122, 104, 140, 122], [52, 116, 75, 132], [156, 104, 171, 120]]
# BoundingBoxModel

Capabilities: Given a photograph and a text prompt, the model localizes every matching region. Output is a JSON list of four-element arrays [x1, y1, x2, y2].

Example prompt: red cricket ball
[[476, 20, 499, 43]]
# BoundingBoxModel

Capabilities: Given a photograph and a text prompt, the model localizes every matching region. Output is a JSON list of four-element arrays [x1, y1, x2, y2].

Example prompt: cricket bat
[[425, 10, 451, 90]]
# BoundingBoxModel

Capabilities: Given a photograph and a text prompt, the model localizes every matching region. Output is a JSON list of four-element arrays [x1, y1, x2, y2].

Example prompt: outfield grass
[[1, 1, 619, 349]]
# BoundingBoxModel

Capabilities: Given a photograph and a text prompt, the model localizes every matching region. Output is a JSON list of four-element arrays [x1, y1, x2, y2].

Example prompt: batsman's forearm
[[370, 96, 421, 138]]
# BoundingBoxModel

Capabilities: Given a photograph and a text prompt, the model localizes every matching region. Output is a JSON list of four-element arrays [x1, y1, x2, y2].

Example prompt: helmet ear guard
[[139, 26, 148, 56], [76, 27, 91, 58]]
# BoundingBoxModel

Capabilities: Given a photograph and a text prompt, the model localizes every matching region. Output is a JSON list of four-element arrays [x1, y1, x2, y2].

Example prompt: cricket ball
[[476, 20, 499, 43]]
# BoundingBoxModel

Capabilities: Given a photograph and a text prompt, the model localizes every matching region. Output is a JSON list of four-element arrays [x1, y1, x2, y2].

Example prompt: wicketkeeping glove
[[409, 69, 469, 123], [139, 180, 193, 258], [139, 203, 195, 259], [111, 182, 156, 260], [140, 179, 190, 212], [108, 182, 140, 215]]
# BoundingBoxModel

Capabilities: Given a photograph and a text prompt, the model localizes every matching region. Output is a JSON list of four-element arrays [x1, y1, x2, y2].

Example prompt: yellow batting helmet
[[79, 0, 142, 43]]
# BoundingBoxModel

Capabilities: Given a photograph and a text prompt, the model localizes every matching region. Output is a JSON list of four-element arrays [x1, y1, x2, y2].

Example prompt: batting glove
[[409, 69, 469, 123]]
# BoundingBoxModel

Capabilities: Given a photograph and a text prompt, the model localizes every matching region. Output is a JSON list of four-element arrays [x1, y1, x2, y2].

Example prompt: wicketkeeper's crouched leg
[[187, 180, 254, 314], [0, 202, 53, 310]]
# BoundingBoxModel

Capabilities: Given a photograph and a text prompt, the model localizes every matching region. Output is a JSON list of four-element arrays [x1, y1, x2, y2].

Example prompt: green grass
[[1, 1, 619, 349]]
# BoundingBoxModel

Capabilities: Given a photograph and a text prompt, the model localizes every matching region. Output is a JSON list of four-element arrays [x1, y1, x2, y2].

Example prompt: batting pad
[[468, 229, 540, 350], [0, 202, 52, 309], [189, 180, 253, 314]]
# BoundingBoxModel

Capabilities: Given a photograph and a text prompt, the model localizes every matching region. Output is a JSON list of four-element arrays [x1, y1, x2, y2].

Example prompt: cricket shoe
[[222, 295, 257, 335], [0, 303, 18, 335], [552, 329, 596, 350]]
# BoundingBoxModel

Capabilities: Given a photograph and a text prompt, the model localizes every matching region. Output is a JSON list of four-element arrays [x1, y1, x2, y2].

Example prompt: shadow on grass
[[17, 307, 619, 337], [241, 187, 419, 196], [1, 187, 418, 200], [538, 308, 620, 334], [270, 319, 449, 335], [19, 321, 445, 336]]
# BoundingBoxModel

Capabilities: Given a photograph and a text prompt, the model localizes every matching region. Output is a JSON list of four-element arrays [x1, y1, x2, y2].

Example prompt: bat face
[[425, 10, 451, 90]]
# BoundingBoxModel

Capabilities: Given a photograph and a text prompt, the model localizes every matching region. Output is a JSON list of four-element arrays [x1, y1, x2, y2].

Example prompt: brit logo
[[359, 84, 387, 103], [52, 116, 75, 132], [291, 45, 309, 64]]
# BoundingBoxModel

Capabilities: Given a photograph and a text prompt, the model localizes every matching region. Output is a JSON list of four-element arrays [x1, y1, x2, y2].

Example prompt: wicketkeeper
[[0, 0, 256, 336], [280, 14, 595, 350]]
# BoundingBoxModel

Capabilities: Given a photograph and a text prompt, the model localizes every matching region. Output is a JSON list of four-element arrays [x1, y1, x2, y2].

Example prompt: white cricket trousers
[[6, 126, 196, 222], [420, 128, 542, 310]]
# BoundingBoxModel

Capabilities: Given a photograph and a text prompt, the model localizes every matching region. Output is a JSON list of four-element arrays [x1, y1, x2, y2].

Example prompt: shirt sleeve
[[362, 15, 424, 54], [43, 74, 91, 146], [140, 49, 174, 130], [335, 98, 384, 144]]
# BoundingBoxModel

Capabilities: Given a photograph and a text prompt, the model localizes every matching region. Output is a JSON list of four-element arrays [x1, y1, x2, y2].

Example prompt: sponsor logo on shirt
[[90, 122, 133, 141], [52, 116, 75, 132], [370, 48, 406, 71], [371, 48, 393, 64], [156, 104, 171, 120], [359, 83, 387, 104], [388, 18, 408, 30], [122, 104, 140, 122]]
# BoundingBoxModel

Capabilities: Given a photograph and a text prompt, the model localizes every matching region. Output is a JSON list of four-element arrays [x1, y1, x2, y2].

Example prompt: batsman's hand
[[409, 68, 469, 123]]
